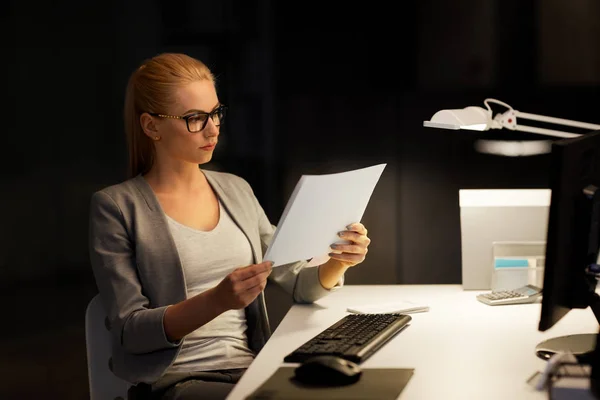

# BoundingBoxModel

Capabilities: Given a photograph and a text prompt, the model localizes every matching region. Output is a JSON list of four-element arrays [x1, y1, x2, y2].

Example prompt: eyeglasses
[[149, 105, 227, 133]]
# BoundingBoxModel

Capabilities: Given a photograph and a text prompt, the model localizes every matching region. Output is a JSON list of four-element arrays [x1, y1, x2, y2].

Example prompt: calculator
[[476, 284, 542, 306]]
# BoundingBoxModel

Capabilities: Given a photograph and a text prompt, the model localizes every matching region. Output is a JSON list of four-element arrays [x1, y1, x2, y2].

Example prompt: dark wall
[[270, 0, 600, 284], [2, 0, 599, 398]]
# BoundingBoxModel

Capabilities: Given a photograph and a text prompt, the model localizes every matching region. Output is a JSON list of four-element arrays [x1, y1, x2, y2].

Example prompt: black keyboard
[[283, 313, 412, 364]]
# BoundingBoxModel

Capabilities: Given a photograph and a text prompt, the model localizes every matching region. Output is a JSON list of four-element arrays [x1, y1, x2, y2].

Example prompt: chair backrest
[[85, 294, 131, 400]]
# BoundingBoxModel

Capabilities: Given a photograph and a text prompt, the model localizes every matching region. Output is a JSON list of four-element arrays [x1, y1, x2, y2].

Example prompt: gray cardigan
[[88, 170, 341, 384]]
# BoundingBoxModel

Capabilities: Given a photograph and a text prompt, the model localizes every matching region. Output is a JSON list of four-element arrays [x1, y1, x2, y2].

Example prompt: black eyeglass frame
[[148, 105, 227, 133]]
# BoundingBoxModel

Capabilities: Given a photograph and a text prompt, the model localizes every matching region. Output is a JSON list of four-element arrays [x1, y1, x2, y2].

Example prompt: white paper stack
[[346, 301, 430, 314], [264, 164, 387, 267]]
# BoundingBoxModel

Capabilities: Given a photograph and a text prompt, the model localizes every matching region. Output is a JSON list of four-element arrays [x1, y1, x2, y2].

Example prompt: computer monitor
[[536, 129, 600, 361]]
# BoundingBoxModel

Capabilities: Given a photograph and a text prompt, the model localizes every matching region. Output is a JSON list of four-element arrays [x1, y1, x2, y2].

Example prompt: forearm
[[163, 287, 226, 342], [318, 259, 349, 289]]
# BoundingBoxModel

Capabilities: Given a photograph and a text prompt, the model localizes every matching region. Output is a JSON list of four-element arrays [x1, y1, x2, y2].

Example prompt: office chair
[[85, 294, 131, 400]]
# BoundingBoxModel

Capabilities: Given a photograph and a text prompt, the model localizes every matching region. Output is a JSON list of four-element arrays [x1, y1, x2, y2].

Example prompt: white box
[[459, 189, 551, 290]]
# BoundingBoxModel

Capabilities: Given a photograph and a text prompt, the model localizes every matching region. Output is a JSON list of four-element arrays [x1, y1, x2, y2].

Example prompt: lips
[[200, 143, 217, 149]]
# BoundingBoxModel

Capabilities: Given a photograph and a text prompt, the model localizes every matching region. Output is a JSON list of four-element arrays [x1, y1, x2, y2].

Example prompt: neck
[[144, 160, 207, 194]]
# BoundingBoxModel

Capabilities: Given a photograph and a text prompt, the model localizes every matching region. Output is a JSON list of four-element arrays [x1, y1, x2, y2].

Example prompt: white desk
[[227, 285, 599, 400]]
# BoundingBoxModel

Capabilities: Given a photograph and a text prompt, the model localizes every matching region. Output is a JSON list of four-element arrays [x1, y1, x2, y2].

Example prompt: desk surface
[[227, 284, 599, 400]]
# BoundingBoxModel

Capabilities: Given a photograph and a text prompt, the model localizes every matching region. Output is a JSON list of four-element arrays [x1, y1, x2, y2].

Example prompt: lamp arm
[[513, 125, 582, 139], [516, 111, 600, 131], [492, 106, 600, 138]]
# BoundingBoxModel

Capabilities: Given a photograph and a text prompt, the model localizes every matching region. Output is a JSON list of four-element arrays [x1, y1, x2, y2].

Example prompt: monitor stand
[[536, 333, 598, 361], [536, 292, 600, 362]]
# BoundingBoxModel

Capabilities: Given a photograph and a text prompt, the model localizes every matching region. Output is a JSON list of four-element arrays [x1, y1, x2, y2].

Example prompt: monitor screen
[[536, 130, 600, 360]]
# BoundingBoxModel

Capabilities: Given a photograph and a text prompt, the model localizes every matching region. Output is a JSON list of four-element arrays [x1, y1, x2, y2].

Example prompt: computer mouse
[[293, 355, 362, 386]]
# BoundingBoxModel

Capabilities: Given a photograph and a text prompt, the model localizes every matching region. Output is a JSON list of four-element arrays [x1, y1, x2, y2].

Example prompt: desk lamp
[[423, 98, 600, 156]]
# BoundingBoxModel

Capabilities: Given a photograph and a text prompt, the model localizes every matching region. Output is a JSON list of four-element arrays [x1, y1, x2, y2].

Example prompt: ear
[[140, 113, 159, 138]]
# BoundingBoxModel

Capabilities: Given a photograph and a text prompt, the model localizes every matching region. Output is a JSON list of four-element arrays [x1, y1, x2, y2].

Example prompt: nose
[[203, 117, 220, 137]]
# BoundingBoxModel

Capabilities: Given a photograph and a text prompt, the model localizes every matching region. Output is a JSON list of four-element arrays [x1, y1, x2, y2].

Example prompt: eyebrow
[[182, 103, 221, 115]]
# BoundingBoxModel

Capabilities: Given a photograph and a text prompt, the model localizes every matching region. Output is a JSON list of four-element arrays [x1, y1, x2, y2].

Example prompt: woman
[[88, 53, 371, 400]]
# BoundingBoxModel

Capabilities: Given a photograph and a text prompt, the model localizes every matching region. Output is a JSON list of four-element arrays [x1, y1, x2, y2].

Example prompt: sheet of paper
[[346, 301, 430, 314], [264, 163, 386, 267]]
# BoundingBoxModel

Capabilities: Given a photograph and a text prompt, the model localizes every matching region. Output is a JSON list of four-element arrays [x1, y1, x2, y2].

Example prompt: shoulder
[[90, 176, 145, 209], [203, 169, 254, 194]]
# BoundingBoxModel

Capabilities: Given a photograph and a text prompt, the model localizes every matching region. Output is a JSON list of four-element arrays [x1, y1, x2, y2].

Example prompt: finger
[[328, 252, 365, 264], [234, 261, 273, 281], [246, 281, 267, 300], [237, 270, 270, 292], [346, 223, 367, 236], [239, 276, 269, 297], [338, 231, 371, 246], [330, 243, 366, 254], [237, 282, 266, 309]]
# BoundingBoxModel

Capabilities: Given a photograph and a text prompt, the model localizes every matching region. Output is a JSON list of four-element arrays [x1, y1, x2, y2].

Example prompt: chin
[[196, 155, 213, 164]]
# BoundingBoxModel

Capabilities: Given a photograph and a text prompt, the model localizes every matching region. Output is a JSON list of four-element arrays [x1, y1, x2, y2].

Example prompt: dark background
[[2, 0, 599, 398]]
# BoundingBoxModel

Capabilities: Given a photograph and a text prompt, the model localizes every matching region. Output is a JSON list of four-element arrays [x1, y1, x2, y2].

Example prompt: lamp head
[[423, 106, 493, 131]]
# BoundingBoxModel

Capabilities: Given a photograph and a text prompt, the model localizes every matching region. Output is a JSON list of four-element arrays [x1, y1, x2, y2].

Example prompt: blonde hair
[[124, 53, 216, 178]]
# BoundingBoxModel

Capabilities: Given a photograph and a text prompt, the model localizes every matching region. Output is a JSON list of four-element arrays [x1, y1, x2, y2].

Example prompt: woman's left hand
[[328, 222, 371, 268]]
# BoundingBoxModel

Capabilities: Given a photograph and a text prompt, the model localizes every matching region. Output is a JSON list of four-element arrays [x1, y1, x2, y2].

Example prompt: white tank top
[[165, 200, 256, 372]]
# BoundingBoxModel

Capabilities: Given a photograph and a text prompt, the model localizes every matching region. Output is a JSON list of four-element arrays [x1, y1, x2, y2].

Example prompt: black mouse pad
[[245, 367, 415, 400]]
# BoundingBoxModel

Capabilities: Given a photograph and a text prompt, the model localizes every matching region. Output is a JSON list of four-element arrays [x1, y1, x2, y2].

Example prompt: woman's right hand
[[213, 261, 273, 311]]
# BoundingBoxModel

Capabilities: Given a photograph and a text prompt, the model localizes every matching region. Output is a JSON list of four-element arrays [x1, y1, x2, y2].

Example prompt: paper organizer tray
[[491, 241, 545, 291]]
